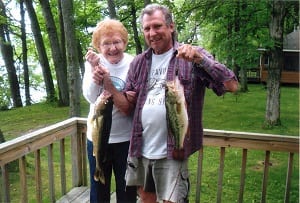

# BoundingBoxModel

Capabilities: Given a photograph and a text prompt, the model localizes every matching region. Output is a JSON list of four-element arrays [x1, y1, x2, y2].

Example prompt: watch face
[[110, 76, 125, 91]]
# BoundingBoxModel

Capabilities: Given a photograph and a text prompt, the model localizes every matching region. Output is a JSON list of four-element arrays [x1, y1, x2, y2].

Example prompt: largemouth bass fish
[[165, 75, 189, 160], [87, 90, 113, 184]]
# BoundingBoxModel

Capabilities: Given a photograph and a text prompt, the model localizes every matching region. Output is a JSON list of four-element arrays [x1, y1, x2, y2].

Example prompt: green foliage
[[74, 0, 106, 49]]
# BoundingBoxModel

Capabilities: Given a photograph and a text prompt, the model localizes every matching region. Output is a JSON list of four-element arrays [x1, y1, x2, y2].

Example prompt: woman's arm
[[102, 74, 136, 115]]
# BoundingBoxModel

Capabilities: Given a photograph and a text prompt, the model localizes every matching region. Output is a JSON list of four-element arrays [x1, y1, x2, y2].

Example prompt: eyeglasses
[[101, 40, 123, 49]]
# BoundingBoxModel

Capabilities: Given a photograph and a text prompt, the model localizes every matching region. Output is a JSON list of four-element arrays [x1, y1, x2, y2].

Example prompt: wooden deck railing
[[197, 129, 298, 203], [0, 117, 298, 203], [0, 117, 88, 203]]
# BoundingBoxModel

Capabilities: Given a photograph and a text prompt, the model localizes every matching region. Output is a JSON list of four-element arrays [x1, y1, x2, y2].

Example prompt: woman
[[82, 19, 136, 203]]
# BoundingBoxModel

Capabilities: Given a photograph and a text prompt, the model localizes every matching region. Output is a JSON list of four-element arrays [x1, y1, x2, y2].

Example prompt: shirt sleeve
[[194, 48, 237, 95], [82, 61, 102, 104]]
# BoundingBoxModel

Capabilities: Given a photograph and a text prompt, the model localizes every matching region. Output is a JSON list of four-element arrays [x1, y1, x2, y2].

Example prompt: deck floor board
[[56, 187, 117, 203]]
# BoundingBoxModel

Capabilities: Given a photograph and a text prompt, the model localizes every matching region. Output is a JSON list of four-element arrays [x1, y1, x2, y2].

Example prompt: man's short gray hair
[[139, 3, 174, 27]]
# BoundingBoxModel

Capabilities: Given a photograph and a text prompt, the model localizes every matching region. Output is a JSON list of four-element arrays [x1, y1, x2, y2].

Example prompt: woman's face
[[98, 33, 126, 64]]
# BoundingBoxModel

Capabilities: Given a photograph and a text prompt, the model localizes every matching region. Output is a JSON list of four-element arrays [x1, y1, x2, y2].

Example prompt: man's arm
[[177, 44, 239, 93]]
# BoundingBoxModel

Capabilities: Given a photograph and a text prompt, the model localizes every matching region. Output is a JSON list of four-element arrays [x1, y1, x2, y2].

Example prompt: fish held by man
[[165, 75, 189, 160], [87, 90, 113, 184]]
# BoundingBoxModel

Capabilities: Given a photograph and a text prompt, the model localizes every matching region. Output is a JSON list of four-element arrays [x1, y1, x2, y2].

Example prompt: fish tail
[[94, 168, 105, 184]]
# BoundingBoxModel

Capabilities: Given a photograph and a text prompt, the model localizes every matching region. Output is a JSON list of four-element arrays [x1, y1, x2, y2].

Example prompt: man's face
[[142, 10, 174, 54]]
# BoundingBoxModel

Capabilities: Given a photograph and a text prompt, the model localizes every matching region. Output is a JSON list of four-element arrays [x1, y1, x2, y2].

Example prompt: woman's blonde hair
[[92, 19, 128, 52]]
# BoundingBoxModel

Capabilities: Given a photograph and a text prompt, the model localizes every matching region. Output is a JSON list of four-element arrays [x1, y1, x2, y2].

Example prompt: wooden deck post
[[71, 119, 88, 187], [71, 122, 82, 187]]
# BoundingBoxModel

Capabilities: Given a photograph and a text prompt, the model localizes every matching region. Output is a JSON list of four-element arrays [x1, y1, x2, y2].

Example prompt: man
[[103, 3, 238, 203]]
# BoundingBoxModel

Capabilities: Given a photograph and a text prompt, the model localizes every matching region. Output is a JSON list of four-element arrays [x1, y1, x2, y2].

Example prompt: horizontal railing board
[[204, 129, 298, 143], [203, 129, 299, 152]]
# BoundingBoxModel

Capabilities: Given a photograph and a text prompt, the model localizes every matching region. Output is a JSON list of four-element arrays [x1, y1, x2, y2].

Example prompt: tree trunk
[[130, 2, 142, 54], [77, 41, 85, 78], [264, 1, 285, 127], [107, 0, 117, 19], [20, 0, 31, 106], [24, 0, 56, 102], [0, 0, 23, 108], [233, 0, 247, 92], [58, 0, 67, 79], [239, 67, 248, 92], [0, 129, 5, 143], [144, 0, 151, 6], [39, 0, 69, 106], [60, 0, 81, 117]]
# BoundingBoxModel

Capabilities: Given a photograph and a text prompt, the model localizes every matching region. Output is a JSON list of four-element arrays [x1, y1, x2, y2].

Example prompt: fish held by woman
[[165, 75, 189, 160], [87, 90, 113, 184]]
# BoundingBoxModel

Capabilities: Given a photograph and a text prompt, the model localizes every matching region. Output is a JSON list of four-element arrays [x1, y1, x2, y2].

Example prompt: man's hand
[[176, 44, 203, 64]]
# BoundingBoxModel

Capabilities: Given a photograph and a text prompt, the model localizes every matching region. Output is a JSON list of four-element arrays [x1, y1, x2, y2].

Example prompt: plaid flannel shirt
[[124, 42, 236, 159]]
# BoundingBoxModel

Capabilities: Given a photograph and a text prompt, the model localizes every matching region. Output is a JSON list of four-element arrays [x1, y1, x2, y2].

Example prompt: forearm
[[82, 63, 102, 103], [102, 75, 135, 115], [195, 54, 238, 92], [82, 82, 102, 103]]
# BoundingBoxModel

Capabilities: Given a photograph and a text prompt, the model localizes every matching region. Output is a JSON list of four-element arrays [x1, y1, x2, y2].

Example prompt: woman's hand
[[92, 64, 109, 86], [85, 48, 100, 67], [85, 48, 110, 85]]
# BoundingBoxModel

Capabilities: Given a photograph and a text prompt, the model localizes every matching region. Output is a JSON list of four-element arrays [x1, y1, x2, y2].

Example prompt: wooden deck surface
[[56, 187, 90, 203], [56, 187, 117, 203], [56, 187, 144, 203]]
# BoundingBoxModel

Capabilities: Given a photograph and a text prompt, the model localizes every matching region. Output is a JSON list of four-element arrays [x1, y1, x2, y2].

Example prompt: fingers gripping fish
[[165, 75, 189, 160], [87, 90, 113, 184]]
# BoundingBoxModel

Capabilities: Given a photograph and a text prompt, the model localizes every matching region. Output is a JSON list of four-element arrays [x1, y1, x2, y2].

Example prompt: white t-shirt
[[141, 49, 173, 159], [82, 53, 134, 143]]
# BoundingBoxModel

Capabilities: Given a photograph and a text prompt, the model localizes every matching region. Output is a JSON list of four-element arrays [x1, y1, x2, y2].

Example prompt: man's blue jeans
[[87, 139, 136, 203]]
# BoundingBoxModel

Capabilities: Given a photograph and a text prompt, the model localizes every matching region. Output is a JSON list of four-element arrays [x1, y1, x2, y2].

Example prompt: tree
[[130, 1, 142, 54], [0, 0, 23, 108], [107, 0, 117, 19], [264, 1, 286, 127], [24, 0, 56, 102], [60, 0, 81, 117], [20, 0, 31, 106], [39, 0, 69, 106]]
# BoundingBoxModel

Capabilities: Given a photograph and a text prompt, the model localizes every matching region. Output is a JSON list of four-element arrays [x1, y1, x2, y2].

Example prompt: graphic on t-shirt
[[110, 76, 125, 91], [147, 78, 166, 95], [145, 66, 167, 105]]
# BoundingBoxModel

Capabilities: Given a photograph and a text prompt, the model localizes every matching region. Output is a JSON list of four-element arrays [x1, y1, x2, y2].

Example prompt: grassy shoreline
[[0, 84, 298, 141]]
